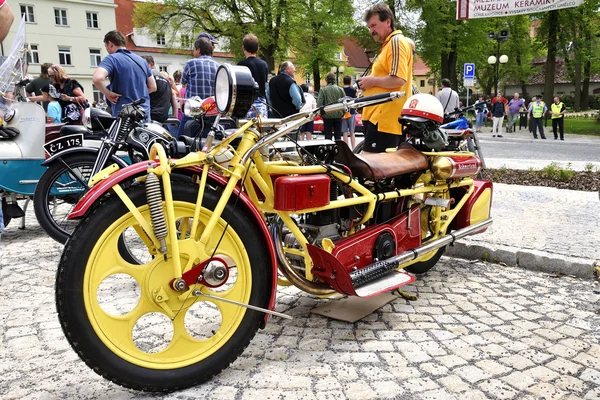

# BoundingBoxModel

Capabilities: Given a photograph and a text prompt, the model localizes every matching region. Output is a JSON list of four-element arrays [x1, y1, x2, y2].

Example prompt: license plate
[[44, 134, 84, 156]]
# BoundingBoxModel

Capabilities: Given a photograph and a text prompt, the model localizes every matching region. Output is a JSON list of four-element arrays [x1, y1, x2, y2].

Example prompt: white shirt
[[436, 87, 460, 114], [300, 92, 317, 113]]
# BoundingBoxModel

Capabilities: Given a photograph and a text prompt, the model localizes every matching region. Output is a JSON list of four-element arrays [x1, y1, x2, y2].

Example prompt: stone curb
[[446, 241, 596, 280]]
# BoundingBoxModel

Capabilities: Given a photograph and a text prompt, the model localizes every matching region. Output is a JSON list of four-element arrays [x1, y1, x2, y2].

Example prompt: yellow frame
[[109, 120, 476, 284]]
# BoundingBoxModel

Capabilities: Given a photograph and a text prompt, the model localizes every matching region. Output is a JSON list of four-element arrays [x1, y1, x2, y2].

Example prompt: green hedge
[[555, 94, 600, 110]]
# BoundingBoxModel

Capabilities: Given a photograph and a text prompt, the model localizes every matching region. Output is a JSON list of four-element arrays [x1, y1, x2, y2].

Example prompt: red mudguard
[[67, 161, 279, 326]]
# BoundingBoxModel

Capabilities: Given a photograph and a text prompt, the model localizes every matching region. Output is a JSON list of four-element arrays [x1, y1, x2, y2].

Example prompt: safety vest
[[532, 102, 545, 118], [551, 102, 564, 119]]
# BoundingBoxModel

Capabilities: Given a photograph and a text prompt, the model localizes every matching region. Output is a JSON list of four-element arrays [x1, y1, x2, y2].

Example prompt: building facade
[[3, 0, 117, 103]]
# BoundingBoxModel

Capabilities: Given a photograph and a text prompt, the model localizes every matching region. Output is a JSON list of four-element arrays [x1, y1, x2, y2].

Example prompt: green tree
[[287, 0, 354, 91], [132, 0, 292, 72]]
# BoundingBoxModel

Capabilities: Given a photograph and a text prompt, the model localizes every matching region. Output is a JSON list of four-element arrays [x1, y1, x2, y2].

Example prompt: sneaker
[[497, 134, 503, 138]]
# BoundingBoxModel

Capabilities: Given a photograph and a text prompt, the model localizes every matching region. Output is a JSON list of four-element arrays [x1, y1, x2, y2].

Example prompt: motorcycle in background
[[54, 65, 493, 392]]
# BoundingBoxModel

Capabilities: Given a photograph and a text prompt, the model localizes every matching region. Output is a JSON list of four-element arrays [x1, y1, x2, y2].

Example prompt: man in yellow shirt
[[357, 3, 413, 153]]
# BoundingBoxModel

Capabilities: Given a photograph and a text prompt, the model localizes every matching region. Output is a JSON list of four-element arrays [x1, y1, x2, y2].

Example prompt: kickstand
[[392, 288, 418, 301]]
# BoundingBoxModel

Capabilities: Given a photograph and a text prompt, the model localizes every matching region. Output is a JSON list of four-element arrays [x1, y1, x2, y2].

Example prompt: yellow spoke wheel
[[56, 182, 271, 392]]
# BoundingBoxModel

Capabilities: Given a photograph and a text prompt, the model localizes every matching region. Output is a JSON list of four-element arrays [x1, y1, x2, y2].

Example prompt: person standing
[[435, 78, 460, 119], [474, 95, 488, 133], [28, 65, 88, 125], [178, 36, 220, 138], [141, 56, 177, 123], [317, 72, 345, 141], [528, 95, 547, 139], [506, 93, 525, 133], [357, 3, 413, 153], [490, 92, 507, 137], [25, 63, 52, 111], [299, 84, 317, 140], [550, 96, 566, 140], [173, 70, 184, 120], [238, 33, 269, 118], [341, 75, 357, 148], [267, 61, 304, 118], [93, 30, 156, 121]]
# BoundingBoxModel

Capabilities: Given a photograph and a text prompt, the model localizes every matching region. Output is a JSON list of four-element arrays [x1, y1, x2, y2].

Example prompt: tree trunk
[[312, 60, 321, 92], [582, 59, 591, 110], [543, 10, 558, 107]]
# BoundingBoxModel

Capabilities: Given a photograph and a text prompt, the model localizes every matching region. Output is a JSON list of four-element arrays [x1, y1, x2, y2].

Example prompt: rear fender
[[453, 179, 493, 233], [68, 162, 278, 326], [42, 146, 128, 169]]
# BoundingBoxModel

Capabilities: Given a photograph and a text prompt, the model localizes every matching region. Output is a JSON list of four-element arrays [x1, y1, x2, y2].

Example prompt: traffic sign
[[463, 78, 474, 87], [464, 63, 475, 79]]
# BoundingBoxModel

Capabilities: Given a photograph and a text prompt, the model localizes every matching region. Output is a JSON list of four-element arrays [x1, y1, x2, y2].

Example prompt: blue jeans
[[476, 112, 486, 128]]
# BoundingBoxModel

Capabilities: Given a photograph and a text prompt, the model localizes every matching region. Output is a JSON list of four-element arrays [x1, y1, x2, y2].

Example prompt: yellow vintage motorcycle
[[55, 65, 492, 392]]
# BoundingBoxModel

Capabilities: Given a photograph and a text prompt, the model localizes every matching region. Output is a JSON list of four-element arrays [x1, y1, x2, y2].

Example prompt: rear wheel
[[33, 153, 98, 243], [56, 181, 271, 392]]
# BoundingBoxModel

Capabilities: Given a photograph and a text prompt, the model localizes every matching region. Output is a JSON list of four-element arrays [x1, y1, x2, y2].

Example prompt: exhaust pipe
[[351, 218, 493, 287]]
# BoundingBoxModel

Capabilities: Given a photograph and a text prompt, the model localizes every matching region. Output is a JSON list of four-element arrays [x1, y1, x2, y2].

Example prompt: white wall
[[3, 0, 117, 102]]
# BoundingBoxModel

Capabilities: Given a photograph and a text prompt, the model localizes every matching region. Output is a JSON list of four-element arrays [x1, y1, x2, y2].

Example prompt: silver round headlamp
[[214, 64, 257, 118], [183, 96, 203, 117]]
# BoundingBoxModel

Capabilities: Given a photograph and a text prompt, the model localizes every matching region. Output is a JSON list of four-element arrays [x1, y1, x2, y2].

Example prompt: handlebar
[[445, 100, 490, 118], [131, 98, 146, 107], [323, 91, 405, 114]]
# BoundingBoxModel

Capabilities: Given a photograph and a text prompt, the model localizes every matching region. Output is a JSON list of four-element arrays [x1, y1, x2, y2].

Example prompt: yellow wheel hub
[[83, 201, 252, 369]]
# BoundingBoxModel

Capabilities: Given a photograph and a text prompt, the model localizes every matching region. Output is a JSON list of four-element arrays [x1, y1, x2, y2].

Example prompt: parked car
[[314, 113, 363, 134]]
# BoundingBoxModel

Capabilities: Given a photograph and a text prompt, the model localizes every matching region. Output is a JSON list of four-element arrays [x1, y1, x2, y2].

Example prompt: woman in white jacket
[[299, 84, 317, 140]]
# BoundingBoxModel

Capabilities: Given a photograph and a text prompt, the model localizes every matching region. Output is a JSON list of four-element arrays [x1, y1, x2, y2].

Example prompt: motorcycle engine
[[283, 222, 342, 268]]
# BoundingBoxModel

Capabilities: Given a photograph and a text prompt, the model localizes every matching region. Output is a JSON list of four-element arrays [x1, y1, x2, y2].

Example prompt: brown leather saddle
[[335, 140, 429, 180]]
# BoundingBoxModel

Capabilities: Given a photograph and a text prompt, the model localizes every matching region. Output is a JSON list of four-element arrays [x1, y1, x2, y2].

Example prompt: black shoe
[[541, 136, 547, 139], [492, 135, 496, 137], [554, 137, 558, 140], [497, 134, 503, 138], [533, 136, 538, 139], [560, 138, 564, 141]]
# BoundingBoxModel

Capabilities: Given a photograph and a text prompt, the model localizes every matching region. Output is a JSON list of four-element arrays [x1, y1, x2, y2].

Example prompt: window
[[158, 65, 168, 73], [58, 46, 72, 65], [20, 5, 35, 23], [420, 80, 425, 87], [181, 35, 190, 48], [27, 44, 40, 64], [54, 8, 68, 26], [89, 49, 102, 67], [92, 87, 102, 103], [156, 33, 166, 46], [86, 12, 99, 29]]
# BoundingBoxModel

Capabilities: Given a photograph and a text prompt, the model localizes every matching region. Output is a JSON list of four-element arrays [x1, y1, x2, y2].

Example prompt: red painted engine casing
[[329, 205, 421, 273], [273, 174, 331, 211]]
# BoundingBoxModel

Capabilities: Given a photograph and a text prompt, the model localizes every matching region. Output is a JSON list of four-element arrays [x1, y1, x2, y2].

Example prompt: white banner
[[456, 0, 584, 20]]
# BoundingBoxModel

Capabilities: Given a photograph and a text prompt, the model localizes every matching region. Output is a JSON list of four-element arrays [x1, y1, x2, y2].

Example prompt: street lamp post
[[330, 65, 345, 85], [487, 54, 508, 95], [487, 30, 510, 95]]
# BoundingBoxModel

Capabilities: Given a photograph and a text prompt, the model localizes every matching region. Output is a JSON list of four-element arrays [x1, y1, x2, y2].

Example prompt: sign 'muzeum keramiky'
[[456, 0, 584, 20]]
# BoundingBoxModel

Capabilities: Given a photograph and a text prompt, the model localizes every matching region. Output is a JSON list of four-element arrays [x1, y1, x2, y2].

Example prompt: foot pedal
[[5, 203, 25, 218], [355, 271, 415, 298]]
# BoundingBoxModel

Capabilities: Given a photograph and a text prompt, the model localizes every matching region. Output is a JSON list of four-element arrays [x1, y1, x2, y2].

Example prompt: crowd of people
[[474, 92, 567, 140]]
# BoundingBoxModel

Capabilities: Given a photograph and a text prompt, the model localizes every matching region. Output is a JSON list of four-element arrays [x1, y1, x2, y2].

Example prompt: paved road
[[1, 217, 600, 399], [478, 129, 600, 171]]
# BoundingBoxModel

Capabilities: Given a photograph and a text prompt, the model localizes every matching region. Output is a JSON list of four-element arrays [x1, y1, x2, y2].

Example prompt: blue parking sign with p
[[464, 63, 475, 78]]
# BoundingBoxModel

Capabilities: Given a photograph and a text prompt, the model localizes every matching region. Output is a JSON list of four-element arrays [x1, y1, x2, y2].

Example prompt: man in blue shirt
[[178, 36, 220, 138], [93, 30, 156, 121]]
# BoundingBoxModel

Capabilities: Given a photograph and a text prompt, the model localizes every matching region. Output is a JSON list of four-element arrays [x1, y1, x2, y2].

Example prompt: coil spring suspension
[[146, 172, 168, 256], [117, 116, 133, 142]]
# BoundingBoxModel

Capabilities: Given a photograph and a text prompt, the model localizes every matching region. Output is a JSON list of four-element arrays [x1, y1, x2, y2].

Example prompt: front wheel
[[33, 153, 99, 243], [56, 181, 271, 392]]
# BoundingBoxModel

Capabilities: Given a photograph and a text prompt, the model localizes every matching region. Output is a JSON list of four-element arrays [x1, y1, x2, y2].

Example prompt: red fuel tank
[[431, 155, 482, 179]]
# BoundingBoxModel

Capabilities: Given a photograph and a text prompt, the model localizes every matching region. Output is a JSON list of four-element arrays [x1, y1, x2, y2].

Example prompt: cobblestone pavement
[[2, 218, 600, 399], [460, 183, 600, 263]]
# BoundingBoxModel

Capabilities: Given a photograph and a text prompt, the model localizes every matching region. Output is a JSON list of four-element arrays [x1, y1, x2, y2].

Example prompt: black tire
[[33, 153, 99, 243], [352, 140, 364, 153], [56, 181, 271, 392], [404, 247, 445, 274]]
